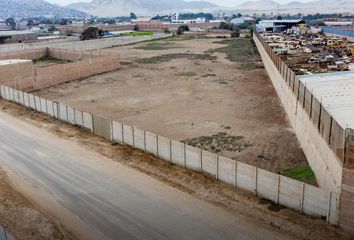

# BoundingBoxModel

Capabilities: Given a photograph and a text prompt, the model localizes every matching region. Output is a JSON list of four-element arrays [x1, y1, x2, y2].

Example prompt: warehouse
[[256, 19, 304, 32]]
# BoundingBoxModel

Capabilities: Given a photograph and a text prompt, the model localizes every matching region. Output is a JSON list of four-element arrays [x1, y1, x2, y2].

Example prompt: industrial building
[[256, 19, 305, 32]]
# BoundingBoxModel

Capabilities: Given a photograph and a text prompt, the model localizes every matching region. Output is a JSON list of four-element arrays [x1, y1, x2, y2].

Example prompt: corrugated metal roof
[[260, 19, 303, 23], [299, 71, 354, 129]]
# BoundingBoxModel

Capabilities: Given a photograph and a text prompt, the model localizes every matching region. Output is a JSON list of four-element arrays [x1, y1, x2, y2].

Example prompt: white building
[[171, 12, 206, 24], [256, 19, 304, 32]]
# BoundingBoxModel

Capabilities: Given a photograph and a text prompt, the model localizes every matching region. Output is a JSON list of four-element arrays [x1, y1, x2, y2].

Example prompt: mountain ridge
[[66, 0, 218, 17], [0, 0, 89, 19], [235, 0, 354, 10]]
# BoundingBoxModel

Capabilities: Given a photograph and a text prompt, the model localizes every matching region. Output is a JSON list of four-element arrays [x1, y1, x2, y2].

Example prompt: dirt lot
[[0, 168, 70, 240], [0, 99, 352, 240], [35, 36, 307, 174]]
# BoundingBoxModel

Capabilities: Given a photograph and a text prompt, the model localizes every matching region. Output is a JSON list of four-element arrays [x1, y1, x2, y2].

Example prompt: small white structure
[[171, 12, 206, 24], [230, 17, 255, 25]]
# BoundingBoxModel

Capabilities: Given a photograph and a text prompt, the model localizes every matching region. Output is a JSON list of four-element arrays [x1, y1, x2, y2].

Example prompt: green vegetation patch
[[202, 73, 216, 77], [33, 56, 70, 64], [175, 71, 196, 77], [207, 38, 260, 62], [121, 31, 153, 36], [182, 132, 252, 154], [135, 41, 183, 50], [135, 53, 217, 64], [281, 166, 317, 186]]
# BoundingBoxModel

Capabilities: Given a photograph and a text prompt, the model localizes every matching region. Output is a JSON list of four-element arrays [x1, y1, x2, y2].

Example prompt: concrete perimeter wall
[[0, 48, 120, 91], [0, 34, 171, 53], [254, 33, 345, 193], [0, 84, 340, 225]]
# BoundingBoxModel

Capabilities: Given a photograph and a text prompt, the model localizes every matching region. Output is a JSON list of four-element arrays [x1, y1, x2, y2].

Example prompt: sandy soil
[[35, 36, 307, 174], [0, 169, 70, 240], [0, 99, 352, 240]]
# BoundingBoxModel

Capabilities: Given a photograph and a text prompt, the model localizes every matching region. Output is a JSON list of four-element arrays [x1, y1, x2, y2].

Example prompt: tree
[[48, 25, 58, 33], [231, 28, 240, 38], [80, 27, 104, 41], [27, 19, 34, 27], [277, 15, 283, 20], [5, 18, 16, 30], [133, 25, 140, 31], [177, 25, 190, 35], [130, 12, 137, 20]]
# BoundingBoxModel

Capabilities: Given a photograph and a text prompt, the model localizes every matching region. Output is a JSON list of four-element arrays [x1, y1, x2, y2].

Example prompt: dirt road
[[0, 111, 297, 240]]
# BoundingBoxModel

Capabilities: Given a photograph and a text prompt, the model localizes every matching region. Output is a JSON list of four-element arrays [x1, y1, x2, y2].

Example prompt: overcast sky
[[47, 0, 313, 7]]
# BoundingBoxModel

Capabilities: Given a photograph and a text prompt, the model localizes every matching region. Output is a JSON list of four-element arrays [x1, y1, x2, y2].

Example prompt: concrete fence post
[[183, 143, 187, 167], [234, 161, 237, 188], [255, 167, 258, 196], [169, 139, 172, 162], [327, 192, 332, 223], [156, 134, 159, 158], [132, 126, 135, 147], [277, 175, 280, 204], [216, 155, 219, 180], [121, 123, 124, 143], [143, 131, 147, 152], [300, 183, 305, 212]]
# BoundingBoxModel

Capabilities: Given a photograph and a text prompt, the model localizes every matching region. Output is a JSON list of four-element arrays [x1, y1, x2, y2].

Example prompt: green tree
[[133, 25, 140, 31], [80, 27, 104, 41], [231, 28, 240, 38], [5, 18, 16, 30], [177, 25, 190, 35], [48, 25, 58, 33], [27, 19, 34, 27], [130, 12, 137, 20]]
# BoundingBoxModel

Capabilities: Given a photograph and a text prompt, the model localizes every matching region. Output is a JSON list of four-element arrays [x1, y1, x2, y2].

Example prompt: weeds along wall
[[253, 33, 346, 193], [0, 84, 341, 226], [0, 48, 120, 91]]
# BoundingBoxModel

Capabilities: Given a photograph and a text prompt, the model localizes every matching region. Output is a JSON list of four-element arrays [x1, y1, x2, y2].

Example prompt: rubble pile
[[261, 32, 354, 75]]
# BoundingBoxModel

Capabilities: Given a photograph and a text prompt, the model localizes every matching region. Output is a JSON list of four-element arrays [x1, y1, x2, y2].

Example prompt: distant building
[[170, 11, 206, 24], [321, 18, 352, 26], [256, 19, 305, 32], [0, 30, 37, 43], [230, 17, 255, 25], [131, 18, 152, 24]]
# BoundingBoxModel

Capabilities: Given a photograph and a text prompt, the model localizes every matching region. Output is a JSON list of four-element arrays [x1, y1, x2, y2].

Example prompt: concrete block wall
[[0, 47, 120, 91], [340, 131, 354, 232], [0, 84, 340, 225], [253, 33, 344, 193]]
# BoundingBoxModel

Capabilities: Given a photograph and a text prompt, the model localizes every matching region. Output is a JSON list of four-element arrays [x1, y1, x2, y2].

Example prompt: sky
[[47, 0, 313, 7]]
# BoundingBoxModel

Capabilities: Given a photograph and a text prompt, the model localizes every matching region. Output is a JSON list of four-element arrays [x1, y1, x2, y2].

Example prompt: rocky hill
[[0, 0, 89, 20], [66, 0, 218, 17]]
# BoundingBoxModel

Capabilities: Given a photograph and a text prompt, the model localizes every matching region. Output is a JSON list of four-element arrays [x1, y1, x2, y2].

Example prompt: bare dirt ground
[[0, 168, 70, 240], [0, 99, 352, 240], [34, 36, 308, 174], [33, 57, 70, 68]]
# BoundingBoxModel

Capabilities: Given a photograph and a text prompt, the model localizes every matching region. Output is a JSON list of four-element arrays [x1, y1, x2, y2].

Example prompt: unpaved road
[[0, 111, 295, 240]]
